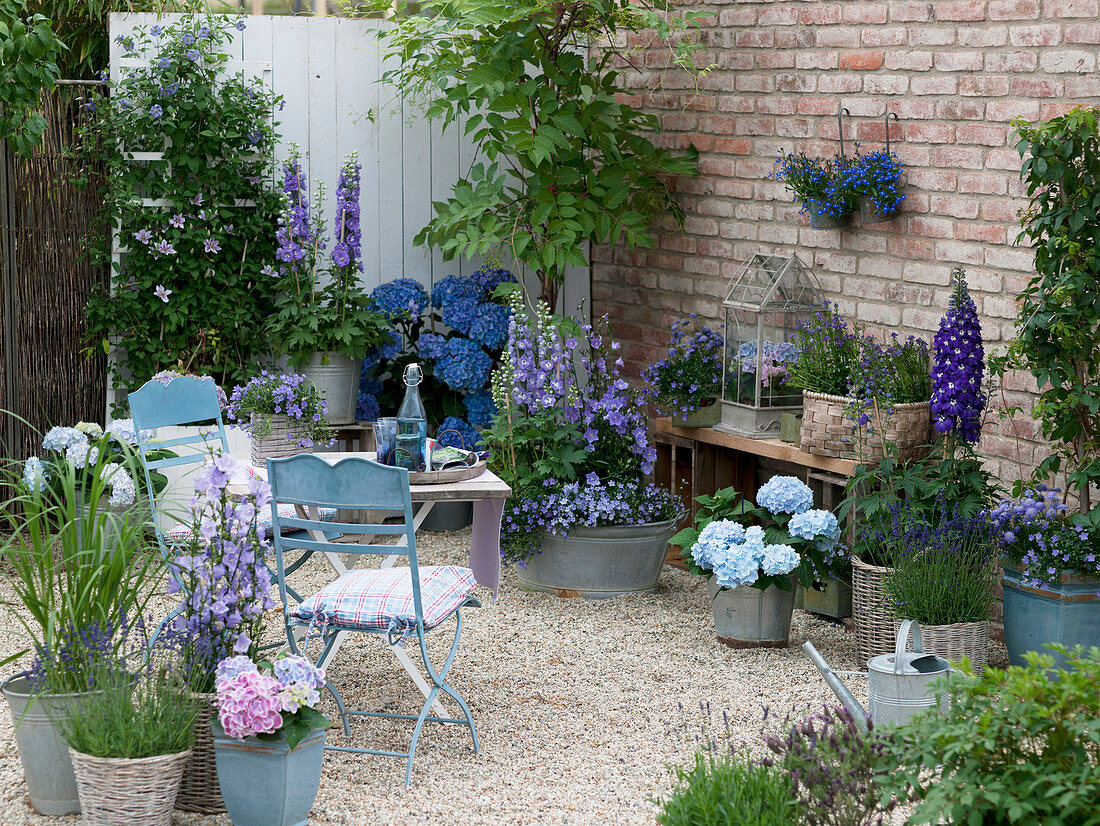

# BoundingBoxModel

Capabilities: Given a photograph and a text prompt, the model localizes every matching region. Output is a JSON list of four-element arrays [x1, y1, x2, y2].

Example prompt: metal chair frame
[[266, 453, 479, 788]]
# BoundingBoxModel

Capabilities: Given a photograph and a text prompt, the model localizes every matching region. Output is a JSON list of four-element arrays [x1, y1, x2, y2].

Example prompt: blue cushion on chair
[[293, 565, 476, 633], [165, 503, 337, 544]]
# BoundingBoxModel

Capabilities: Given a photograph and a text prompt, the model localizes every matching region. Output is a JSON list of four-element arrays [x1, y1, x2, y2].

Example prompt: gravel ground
[[0, 529, 1007, 825]]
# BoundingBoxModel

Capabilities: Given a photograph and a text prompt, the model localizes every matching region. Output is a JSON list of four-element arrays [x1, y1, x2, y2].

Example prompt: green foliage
[[373, 0, 703, 307], [61, 656, 200, 759], [881, 646, 1100, 826], [657, 750, 800, 826], [0, 0, 64, 156], [82, 15, 284, 391], [1002, 107, 1100, 515], [0, 439, 164, 693]]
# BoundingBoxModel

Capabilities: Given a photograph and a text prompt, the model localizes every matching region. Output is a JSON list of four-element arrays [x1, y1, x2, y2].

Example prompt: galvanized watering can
[[803, 620, 950, 732]]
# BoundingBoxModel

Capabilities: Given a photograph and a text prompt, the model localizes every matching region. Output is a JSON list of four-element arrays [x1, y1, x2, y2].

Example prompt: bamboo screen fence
[[0, 86, 108, 462]]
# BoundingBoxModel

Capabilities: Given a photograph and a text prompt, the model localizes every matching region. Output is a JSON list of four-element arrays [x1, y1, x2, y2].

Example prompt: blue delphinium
[[756, 476, 814, 515], [931, 267, 986, 444]]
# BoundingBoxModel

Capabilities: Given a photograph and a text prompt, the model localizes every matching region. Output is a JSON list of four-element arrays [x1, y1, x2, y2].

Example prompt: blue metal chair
[[266, 453, 480, 788]]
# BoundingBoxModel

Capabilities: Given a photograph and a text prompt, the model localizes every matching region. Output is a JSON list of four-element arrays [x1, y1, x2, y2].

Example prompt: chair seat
[[165, 503, 337, 544], [293, 565, 477, 634]]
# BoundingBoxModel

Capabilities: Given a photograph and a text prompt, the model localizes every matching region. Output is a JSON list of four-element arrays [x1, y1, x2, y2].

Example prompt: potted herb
[[211, 654, 329, 826], [884, 507, 999, 673], [226, 371, 335, 465], [787, 302, 931, 461], [669, 476, 841, 648], [990, 487, 1100, 667], [773, 152, 858, 228], [487, 296, 682, 596], [643, 315, 724, 428], [60, 651, 201, 826], [1, 449, 163, 815], [265, 151, 392, 423], [166, 452, 277, 814], [845, 149, 906, 223]]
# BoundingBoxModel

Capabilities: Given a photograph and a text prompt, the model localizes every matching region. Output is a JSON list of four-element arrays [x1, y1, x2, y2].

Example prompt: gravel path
[[0, 529, 1006, 825]]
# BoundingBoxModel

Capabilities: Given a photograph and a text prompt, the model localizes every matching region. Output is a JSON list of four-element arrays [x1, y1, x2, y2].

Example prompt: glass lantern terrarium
[[719, 252, 821, 438]]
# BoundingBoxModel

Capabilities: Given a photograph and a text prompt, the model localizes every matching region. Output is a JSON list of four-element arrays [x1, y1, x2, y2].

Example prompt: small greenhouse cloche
[[720, 252, 821, 438]]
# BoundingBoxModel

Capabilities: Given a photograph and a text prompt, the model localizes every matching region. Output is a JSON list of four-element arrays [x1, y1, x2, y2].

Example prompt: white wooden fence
[[108, 14, 589, 310]]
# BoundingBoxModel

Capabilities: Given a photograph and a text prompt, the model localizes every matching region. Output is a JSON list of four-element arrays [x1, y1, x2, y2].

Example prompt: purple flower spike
[[931, 267, 986, 444]]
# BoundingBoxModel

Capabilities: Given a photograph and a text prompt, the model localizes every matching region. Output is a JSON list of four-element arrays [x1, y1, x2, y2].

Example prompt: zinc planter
[[517, 519, 678, 599], [709, 574, 799, 648], [1, 675, 84, 815], [858, 199, 899, 224], [802, 576, 852, 619], [211, 720, 326, 826], [672, 400, 720, 429], [70, 748, 190, 826], [1002, 564, 1100, 668], [299, 352, 358, 425], [806, 203, 852, 229]]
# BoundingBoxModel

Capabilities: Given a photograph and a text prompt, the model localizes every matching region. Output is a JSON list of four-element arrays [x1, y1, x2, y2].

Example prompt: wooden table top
[[653, 418, 857, 477]]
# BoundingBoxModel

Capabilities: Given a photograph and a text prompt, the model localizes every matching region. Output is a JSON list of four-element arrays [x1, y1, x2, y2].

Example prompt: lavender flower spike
[[931, 266, 986, 443]]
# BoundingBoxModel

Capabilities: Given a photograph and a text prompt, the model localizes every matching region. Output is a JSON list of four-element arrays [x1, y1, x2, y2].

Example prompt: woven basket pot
[[250, 413, 312, 466], [910, 620, 989, 675], [799, 390, 930, 462], [852, 556, 899, 662], [175, 693, 224, 814], [70, 748, 190, 826]]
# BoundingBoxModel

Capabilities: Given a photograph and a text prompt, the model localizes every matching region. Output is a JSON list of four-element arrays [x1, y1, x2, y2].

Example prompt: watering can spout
[[802, 641, 870, 732]]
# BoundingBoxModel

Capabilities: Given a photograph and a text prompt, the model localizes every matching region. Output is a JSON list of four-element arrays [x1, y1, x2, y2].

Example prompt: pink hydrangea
[[217, 670, 284, 739]]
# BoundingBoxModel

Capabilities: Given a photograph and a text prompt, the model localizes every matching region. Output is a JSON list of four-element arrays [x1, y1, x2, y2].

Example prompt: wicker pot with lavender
[[643, 316, 723, 429], [226, 371, 335, 465], [787, 302, 931, 460]]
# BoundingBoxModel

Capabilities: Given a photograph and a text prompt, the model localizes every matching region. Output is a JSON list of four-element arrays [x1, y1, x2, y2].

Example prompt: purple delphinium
[[331, 153, 361, 273], [931, 267, 986, 444], [274, 154, 325, 284], [643, 315, 723, 420]]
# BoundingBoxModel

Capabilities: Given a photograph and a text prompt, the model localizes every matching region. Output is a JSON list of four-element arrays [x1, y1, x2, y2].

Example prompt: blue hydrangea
[[434, 338, 492, 393], [471, 264, 514, 293], [761, 543, 800, 576], [691, 520, 769, 589], [440, 297, 478, 335], [22, 456, 46, 491], [437, 416, 481, 450], [417, 331, 447, 362], [463, 390, 496, 427], [42, 426, 86, 452], [371, 278, 428, 321], [431, 274, 480, 309], [788, 509, 840, 551], [755, 475, 814, 515], [468, 302, 511, 350]]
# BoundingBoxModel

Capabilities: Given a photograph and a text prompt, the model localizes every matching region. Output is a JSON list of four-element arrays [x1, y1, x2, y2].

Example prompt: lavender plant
[[226, 370, 335, 449], [265, 150, 391, 365], [167, 453, 277, 691], [643, 315, 723, 419], [762, 705, 896, 826], [990, 486, 1100, 589]]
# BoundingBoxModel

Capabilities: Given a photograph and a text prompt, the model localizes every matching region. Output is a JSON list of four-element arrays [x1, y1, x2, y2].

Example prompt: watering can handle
[[894, 619, 924, 674]]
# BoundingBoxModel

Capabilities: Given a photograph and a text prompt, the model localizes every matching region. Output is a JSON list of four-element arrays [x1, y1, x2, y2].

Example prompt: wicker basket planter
[[70, 748, 190, 826], [250, 413, 312, 466], [911, 620, 989, 675], [852, 556, 899, 662], [799, 390, 930, 462], [175, 692, 224, 814]]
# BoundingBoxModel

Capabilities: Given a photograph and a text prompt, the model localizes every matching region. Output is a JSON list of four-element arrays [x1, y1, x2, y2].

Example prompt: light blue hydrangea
[[273, 654, 325, 691], [104, 463, 137, 507], [691, 520, 770, 589], [756, 475, 814, 515], [761, 543, 800, 576], [66, 442, 98, 469], [22, 456, 45, 491], [42, 426, 86, 452], [788, 508, 840, 553], [107, 418, 154, 445]]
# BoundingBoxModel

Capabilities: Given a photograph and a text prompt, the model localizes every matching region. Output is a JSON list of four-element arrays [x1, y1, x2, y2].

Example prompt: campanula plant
[[773, 152, 858, 220], [226, 370, 335, 449], [670, 476, 843, 591], [643, 315, 723, 420]]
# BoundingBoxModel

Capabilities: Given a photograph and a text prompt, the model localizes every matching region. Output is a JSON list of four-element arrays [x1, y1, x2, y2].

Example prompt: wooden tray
[[408, 455, 487, 485]]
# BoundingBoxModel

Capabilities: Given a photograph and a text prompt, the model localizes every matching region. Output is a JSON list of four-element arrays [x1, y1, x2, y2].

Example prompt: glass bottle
[[395, 363, 427, 470]]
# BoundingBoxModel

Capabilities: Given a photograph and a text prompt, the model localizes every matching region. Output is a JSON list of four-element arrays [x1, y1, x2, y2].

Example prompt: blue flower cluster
[[931, 268, 986, 444], [690, 520, 801, 589], [755, 475, 813, 515], [371, 278, 429, 322], [843, 150, 906, 216], [432, 268, 514, 350], [788, 509, 841, 551], [773, 152, 858, 219], [437, 416, 481, 450], [643, 315, 724, 419], [463, 390, 496, 427], [428, 336, 493, 394]]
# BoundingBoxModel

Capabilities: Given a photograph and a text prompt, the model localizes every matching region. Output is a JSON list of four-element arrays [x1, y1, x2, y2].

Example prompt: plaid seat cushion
[[293, 565, 476, 634], [165, 503, 337, 544]]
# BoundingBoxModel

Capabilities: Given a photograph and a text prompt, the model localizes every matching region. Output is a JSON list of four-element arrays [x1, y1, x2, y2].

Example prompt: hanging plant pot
[[806, 202, 852, 229], [859, 199, 900, 224]]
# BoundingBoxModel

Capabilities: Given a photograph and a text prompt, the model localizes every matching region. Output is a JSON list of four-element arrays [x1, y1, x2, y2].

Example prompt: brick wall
[[593, 0, 1100, 482]]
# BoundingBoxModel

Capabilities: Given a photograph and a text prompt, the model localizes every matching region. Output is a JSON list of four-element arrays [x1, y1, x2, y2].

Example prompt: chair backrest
[[129, 376, 231, 548], [266, 455, 423, 621]]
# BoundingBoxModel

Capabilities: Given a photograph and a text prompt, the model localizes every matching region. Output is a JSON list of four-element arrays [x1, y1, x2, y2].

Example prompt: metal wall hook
[[836, 107, 851, 159], [885, 111, 900, 155]]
